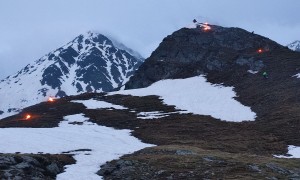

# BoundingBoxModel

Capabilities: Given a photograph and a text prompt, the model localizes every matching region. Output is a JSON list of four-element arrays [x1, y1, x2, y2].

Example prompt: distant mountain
[[0, 31, 143, 118], [287, 40, 300, 52]]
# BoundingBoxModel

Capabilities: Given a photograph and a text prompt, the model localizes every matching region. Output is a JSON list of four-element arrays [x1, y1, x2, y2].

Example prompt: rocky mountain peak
[[125, 24, 286, 89], [0, 31, 143, 118]]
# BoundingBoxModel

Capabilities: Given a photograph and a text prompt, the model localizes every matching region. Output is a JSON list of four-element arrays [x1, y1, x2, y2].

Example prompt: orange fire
[[48, 97, 54, 102], [257, 49, 263, 53], [203, 25, 211, 31], [25, 114, 31, 120]]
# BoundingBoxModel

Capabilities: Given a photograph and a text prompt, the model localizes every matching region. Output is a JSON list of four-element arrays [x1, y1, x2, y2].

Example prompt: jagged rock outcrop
[[0, 154, 75, 179]]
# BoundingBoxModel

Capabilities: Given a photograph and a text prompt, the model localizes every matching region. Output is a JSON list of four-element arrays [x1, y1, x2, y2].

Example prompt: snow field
[[72, 99, 127, 110], [110, 76, 256, 122], [275, 145, 300, 158], [0, 113, 154, 179]]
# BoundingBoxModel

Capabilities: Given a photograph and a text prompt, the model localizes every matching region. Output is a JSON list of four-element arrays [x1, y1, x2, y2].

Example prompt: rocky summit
[[0, 31, 143, 118], [126, 25, 290, 89]]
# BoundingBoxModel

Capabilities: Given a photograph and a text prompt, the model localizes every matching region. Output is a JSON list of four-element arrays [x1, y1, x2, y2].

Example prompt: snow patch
[[0, 113, 153, 179], [137, 111, 176, 119], [287, 40, 300, 51], [293, 73, 300, 78], [247, 70, 258, 74], [274, 145, 300, 158], [71, 99, 127, 110], [110, 76, 256, 122]]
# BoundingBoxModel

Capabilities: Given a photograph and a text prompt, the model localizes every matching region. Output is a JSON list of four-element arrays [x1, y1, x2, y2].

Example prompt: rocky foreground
[[0, 154, 74, 179]]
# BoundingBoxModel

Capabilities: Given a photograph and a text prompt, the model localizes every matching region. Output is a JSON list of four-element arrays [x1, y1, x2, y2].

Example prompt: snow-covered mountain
[[0, 31, 144, 118], [287, 40, 300, 51]]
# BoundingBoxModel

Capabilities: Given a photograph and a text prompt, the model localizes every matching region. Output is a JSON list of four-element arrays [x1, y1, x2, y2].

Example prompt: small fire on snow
[[48, 97, 55, 102]]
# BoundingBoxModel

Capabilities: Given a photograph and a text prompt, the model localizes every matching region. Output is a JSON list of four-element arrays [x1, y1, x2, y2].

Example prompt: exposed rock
[[99, 146, 300, 180], [125, 25, 283, 89], [175, 149, 196, 155], [248, 164, 261, 173], [46, 163, 60, 176], [0, 154, 75, 180], [235, 56, 264, 71], [266, 163, 290, 175]]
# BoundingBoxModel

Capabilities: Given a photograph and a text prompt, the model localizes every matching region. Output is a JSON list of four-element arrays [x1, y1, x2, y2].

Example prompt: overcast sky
[[0, 0, 300, 79]]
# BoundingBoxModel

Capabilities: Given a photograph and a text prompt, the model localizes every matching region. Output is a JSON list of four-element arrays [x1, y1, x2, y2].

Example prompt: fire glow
[[25, 114, 31, 120], [203, 24, 211, 32], [257, 49, 263, 53], [48, 97, 54, 102]]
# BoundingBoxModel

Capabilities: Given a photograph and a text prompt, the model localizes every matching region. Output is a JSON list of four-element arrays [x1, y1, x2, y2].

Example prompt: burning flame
[[48, 97, 54, 102], [25, 114, 31, 120], [203, 24, 211, 31], [257, 49, 263, 53]]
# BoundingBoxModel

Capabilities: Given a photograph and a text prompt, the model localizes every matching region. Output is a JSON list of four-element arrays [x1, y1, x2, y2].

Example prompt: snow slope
[[0, 31, 143, 119], [72, 99, 127, 110], [110, 76, 256, 122], [287, 40, 300, 52], [275, 145, 300, 158], [0, 112, 153, 179]]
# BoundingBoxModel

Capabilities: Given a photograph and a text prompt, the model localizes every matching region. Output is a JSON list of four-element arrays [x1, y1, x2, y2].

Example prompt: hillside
[[0, 24, 300, 179]]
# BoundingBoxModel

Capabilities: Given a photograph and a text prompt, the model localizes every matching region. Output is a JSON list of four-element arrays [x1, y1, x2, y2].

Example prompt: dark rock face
[[41, 64, 63, 89], [38, 31, 143, 94], [125, 25, 283, 89], [0, 154, 75, 180], [124, 25, 300, 149]]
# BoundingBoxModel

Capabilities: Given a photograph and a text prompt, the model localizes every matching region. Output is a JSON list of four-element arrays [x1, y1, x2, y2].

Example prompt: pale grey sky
[[0, 0, 300, 79]]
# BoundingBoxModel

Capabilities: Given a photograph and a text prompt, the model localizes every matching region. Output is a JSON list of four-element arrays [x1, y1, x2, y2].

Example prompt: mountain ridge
[[125, 24, 286, 89], [0, 31, 143, 118]]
